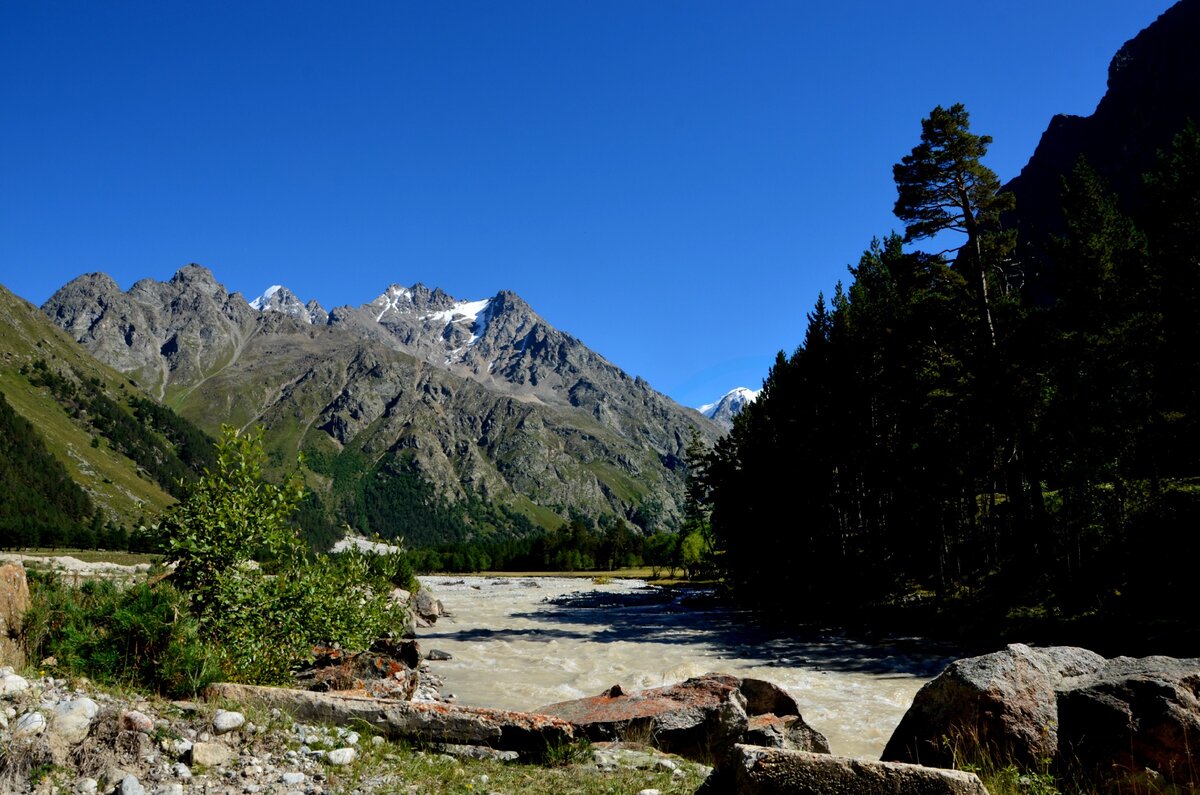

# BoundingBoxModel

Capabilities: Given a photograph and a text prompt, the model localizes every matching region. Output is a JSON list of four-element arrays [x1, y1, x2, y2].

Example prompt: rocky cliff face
[[1005, 0, 1200, 248], [44, 267, 720, 534]]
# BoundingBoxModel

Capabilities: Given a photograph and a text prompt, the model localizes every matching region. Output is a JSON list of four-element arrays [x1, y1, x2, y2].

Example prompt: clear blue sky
[[0, 2, 1176, 408]]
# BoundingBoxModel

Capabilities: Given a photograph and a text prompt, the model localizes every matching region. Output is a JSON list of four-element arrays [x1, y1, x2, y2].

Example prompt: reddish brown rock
[[293, 638, 422, 699], [537, 673, 748, 761]]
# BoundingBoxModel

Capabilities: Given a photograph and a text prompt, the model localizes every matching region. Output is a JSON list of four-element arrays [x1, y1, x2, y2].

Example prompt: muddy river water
[[416, 575, 954, 759]]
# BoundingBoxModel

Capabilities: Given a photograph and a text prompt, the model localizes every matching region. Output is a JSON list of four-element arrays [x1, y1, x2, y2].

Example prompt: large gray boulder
[[1058, 655, 1200, 787], [701, 745, 989, 794], [884, 644, 1200, 790], [882, 644, 1104, 767]]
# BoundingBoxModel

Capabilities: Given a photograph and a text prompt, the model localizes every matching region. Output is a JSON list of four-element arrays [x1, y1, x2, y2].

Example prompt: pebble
[[13, 710, 47, 737], [281, 772, 307, 785], [154, 785, 183, 795], [327, 747, 357, 766], [74, 778, 98, 794], [0, 673, 30, 696], [119, 775, 146, 795], [172, 762, 192, 780], [637, 790, 662, 795], [213, 709, 246, 734], [122, 709, 155, 733]]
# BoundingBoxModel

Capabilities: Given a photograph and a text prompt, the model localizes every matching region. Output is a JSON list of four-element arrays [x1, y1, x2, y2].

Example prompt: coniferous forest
[[700, 106, 1200, 651]]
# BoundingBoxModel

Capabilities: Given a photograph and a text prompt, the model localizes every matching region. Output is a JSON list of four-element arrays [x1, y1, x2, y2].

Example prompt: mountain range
[[41, 266, 722, 543]]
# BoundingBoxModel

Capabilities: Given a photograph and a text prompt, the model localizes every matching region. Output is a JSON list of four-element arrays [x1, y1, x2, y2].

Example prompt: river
[[415, 575, 954, 759]]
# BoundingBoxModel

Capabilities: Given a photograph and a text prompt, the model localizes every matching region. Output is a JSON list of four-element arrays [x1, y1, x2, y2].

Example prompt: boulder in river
[[536, 673, 828, 762]]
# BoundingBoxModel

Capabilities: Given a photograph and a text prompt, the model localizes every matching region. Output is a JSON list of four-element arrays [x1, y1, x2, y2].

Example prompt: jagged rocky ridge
[[44, 266, 720, 535]]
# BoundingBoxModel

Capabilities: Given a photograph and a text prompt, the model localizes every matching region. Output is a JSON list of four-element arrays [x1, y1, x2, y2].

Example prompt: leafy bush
[[156, 425, 408, 683], [23, 573, 220, 697]]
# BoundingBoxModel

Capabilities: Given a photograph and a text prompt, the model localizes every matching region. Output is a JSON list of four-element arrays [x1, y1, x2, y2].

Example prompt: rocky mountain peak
[[698, 386, 760, 431], [249, 285, 326, 324]]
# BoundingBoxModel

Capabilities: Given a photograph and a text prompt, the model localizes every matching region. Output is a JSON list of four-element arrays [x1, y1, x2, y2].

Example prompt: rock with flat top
[[206, 682, 574, 756], [701, 745, 989, 794], [537, 673, 748, 761]]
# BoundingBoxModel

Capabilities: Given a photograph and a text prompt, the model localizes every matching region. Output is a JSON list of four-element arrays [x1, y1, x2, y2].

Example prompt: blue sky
[[0, 2, 1176, 408]]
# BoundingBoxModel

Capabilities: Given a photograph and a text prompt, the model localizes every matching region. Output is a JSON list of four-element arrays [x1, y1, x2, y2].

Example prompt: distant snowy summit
[[697, 386, 760, 430], [249, 285, 328, 324]]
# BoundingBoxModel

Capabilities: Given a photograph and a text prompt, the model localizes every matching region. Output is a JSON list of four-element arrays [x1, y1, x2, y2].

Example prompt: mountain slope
[[0, 283, 211, 529], [44, 266, 721, 537], [1006, 0, 1200, 249]]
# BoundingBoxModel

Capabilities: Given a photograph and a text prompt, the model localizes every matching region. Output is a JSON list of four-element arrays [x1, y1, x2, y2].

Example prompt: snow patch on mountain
[[249, 285, 283, 311], [373, 285, 414, 321], [698, 386, 760, 428]]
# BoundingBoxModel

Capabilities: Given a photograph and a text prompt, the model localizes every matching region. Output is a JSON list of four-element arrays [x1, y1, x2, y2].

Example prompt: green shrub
[[23, 573, 221, 697], [156, 425, 408, 683]]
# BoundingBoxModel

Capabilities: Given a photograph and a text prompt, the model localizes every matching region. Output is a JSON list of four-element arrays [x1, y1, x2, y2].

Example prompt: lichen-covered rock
[[537, 673, 748, 761], [702, 745, 989, 795]]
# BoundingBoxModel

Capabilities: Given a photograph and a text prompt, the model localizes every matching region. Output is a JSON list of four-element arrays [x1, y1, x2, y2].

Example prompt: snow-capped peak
[[249, 284, 324, 324], [698, 386, 760, 419], [249, 285, 284, 311]]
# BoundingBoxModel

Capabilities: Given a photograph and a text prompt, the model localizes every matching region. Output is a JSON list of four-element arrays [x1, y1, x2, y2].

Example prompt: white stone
[[154, 785, 183, 795], [172, 762, 191, 780], [637, 790, 662, 795], [13, 710, 46, 737], [120, 775, 146, 795], [212, 709, 245, 734], [51, 697, 99, 744], [0, 673, 30, 696], [280, 772, 307, 785], [74, 778, 98, 795], [326, 747, 357, 766]]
